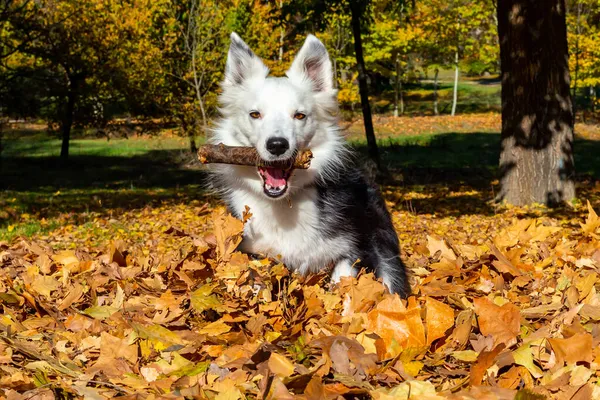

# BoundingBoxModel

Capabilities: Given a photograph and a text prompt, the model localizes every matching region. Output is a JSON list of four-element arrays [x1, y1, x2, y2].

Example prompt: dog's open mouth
[[258, 166, 291, 198]]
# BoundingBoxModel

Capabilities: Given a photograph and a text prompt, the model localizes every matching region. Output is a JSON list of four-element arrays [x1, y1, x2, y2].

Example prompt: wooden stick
[[197, 144, 313, 169]]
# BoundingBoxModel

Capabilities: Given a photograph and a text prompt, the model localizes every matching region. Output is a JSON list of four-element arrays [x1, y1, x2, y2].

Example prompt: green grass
[[0, 70, 594, 239], [0, 131, 210, 241], [370, 79, 501, 116], [2, 135, 200, 158], [2, 126, 599, 240]]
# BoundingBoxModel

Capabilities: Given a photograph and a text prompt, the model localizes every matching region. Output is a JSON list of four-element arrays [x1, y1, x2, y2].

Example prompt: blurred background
[[0, 0, 599, 241]]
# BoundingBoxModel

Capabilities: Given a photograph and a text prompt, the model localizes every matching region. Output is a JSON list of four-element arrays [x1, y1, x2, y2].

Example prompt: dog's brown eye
[[249, 111, 261, 119], [294, 112, 306, 120]]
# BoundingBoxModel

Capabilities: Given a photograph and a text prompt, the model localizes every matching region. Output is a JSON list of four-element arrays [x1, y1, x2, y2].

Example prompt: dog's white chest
[[229, 188, 351, 274]]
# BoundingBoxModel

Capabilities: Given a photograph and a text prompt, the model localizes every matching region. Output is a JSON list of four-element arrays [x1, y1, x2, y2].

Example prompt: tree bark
[[433, 67, 439, 115], [572, 1, 581, 117], [497, 0, 575, 206], [332, 58, 337, 89], [350, 0, 380, 169], [451, 50, 459, 116]]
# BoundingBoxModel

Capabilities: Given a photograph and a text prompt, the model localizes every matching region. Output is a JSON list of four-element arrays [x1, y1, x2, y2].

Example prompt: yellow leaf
[[31, 275, 61, 298], [133, 323, 182, 348], [580, 200, 600, 236], [264, 331, 281, 342], [198, 320, 231, 336], [513, 343, 543, 378], [370, 380, 439, 399], [83, 305, 119, 320], [212, 210, 244, 261], [451, 350, 479, 362], [191, 284, 224, 313], [426, 235, 456, 260], [268, 353, 295, 377], [52, 251, 79, 270]]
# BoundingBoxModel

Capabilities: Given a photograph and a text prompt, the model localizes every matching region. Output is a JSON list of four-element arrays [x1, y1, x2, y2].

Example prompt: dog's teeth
[[265, 184, 273, 190]]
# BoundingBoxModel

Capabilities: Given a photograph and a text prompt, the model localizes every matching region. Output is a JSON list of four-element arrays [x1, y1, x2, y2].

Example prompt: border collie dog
[[209, 33, 410, 297]]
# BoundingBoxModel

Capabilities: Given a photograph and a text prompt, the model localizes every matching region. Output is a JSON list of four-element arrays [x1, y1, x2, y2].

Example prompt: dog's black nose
[[266, 137, 289, 156]]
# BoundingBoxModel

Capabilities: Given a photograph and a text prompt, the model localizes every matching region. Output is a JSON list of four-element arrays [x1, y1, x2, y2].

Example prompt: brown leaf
[[473, 297, 520, 348], [548, 333, 593, 366], [470, 343, 506, 386]]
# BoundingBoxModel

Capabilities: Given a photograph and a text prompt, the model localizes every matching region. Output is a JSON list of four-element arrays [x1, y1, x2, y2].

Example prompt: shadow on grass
[[354, 132, 600, 217], [2, 132, 600, 225], [0, 149, 210, 225]]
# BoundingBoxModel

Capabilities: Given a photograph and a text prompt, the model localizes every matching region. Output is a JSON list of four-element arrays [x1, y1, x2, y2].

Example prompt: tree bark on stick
[[198, 144, 313, 169], [350, 0, 380, 170], [497, 0, 575, 206]]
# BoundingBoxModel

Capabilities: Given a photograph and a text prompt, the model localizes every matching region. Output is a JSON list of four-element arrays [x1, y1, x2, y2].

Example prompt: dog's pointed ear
[[286, 35, 333, 92], [224, 33, 268, 86]]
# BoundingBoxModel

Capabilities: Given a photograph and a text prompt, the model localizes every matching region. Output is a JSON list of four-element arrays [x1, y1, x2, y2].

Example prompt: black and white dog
[[209, 33, 410, 297]]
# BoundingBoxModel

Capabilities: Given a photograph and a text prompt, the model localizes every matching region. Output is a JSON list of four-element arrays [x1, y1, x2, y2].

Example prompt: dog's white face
[[215, 33, 340, 200]]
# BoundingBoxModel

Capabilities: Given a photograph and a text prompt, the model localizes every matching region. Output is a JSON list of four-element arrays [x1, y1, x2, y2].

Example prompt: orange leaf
[[367, 295, 425, 358], [473, 297, 520, 348], [548, 333, 593, 366], [425, 296, 454, 345], [470, 343, 506, 386]]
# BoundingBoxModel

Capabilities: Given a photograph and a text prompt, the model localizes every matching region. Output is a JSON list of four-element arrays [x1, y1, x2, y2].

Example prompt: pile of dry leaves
[[1, 200, 600, 399]]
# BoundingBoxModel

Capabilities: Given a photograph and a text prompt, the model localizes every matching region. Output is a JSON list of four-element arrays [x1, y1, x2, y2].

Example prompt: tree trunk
[[497, 0, 575, 206], [60, 87, 76, 160], [189, 121, 197, 153], [399, 79, 404, 115], [572, 1, 581, 117], [394, 56, 399, 117], [278, 0, 284, 62], [350, 0, 380, 169], [451, 50, 459, 116], [333, 58, 338, 89], [433, 68, 439, 115]]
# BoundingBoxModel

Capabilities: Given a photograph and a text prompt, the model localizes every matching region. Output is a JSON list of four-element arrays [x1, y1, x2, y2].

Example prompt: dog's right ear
[[224, 33, 269, 86]]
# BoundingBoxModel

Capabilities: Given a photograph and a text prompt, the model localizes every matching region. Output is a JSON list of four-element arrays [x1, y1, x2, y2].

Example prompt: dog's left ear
[[286, 35, 333, 92]]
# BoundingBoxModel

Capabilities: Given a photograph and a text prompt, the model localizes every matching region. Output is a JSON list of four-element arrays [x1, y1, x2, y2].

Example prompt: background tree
[[167, 0, 230, 152], [364, 0, 421, 117], [497, 0, 575, 206], [567, 0, 600, 117], [283, 0, 383, 170], [417, 0, 497, 116], [4, 0, 172, 159]]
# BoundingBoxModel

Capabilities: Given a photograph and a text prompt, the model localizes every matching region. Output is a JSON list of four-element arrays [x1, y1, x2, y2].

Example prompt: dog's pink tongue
[[263, 167, 287, 187]]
